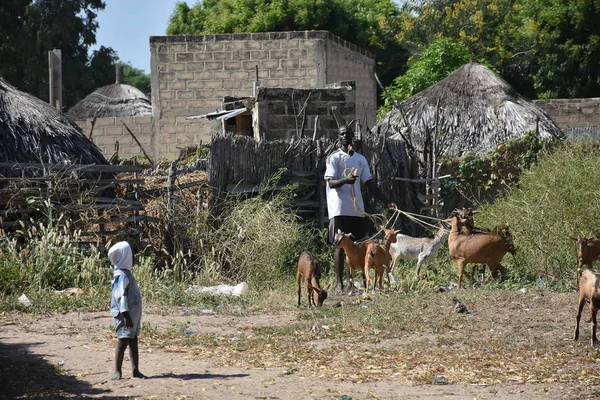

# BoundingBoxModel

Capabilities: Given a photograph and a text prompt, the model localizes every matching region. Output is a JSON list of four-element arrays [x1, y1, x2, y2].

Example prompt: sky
[[92, 0, 183, 73]]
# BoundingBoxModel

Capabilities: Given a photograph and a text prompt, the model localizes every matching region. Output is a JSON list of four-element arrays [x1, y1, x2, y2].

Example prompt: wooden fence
[[208, 134, 426, 234], [0, 133, 435, 252], [0, 162, 207, 251]]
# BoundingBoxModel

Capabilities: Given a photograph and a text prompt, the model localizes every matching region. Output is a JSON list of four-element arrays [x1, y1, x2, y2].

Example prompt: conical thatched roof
[[66, 66, 152, 120], [375, 62, 564, 158], [0, 77, 108, 166]]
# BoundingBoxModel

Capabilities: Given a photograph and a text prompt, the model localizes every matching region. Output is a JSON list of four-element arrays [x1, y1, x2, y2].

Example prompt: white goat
[[389, 224, 450, 281]]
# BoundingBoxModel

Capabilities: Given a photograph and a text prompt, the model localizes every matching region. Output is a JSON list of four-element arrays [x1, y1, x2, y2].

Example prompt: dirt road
[[1, 290, 598, 399]]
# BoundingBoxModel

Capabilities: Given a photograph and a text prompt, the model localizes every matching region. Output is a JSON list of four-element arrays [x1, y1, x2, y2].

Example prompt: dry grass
[[140, 288, 600, 392]]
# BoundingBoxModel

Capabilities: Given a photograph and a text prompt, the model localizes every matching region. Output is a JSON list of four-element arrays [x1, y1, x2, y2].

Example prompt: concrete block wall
[[255, 82, 356, 141], [534, 98, 600, 139], [76, 117, 154, 159], [149, 30, 376, 158], [325, 35, 377, 129]]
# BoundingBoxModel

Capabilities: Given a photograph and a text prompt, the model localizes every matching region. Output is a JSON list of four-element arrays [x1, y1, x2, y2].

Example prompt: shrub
[[157, 171, 326, 290], [0, 216, 109, 295], [473, 140, 600, 289]]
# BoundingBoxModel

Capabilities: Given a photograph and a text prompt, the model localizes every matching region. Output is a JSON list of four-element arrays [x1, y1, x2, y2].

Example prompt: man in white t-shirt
[[325, 125, 396, 293]]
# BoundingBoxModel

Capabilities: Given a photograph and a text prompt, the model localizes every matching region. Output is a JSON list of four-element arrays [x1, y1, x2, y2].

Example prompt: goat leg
[[334, 248, 345, 293], [574, 296, 585, 341], [592, 307, 598, 346], [296, 274, 302, 307], [389, 255, 397, 284], [346, 263, 354, 295], [457, 260, 467, 290], [415, 257, 425, 281], [306, 280, 314, 308], [385, 264, 392, 288], [363, 264, 371, 295]]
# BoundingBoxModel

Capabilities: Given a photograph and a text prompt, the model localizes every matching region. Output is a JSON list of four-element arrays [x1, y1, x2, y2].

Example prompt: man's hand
[[345, 175, 357, 185], [122, 311, 133, 328], [327, 175, 357, 189]]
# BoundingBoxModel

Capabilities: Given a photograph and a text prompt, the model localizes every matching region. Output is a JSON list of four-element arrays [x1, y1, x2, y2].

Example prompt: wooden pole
[[121, 120, 154, 167], [164, 161, 178, 258], [316, 139, 325, 229], [330, 105, 345, 129], [48, 49, 62, 111], [312, 115, 319, 141]]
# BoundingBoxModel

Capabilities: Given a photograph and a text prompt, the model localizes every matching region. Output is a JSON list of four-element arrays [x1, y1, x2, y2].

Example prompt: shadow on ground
[[0, 341, 115, 399], [155, 372, 250, 380]]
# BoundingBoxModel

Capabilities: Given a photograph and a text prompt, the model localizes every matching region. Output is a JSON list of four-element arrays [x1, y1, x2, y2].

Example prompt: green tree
[[381, 37, 473, 112], [0, 0, 118, 109], [167, 0, 409, 91], [396, 0, 600, 99], [514, 0, 600, 98], [396, 0, 531, 95]]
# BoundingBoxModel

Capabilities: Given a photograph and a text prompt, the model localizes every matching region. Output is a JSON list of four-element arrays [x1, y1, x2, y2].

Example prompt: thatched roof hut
[[0, 77, 108, 166], [375, 62, 564, 160], [66, 66, 152, 120]]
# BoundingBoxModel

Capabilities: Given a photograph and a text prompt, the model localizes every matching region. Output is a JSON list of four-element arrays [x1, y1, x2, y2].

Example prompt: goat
[[574, 268, 600, 346], [460, 208, 516, 255], [574, 237, 600, 279], [296, 251, 328, 307], [447, 213, 510, 289], [332, 230, 374, 293], [389, 223, 449, 281], [364, 228, 400, 293]]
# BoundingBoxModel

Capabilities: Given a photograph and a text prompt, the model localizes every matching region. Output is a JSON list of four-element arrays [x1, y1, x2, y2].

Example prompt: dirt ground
[[1, 290, 600, 400]]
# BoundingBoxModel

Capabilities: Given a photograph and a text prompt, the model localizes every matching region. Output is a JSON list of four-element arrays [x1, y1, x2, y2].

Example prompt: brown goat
[[296, 251, 328, 307], [448, 214, 510, 289], [574, 237, 600, 278], [332, 230, 374, 293], [460, 208, 516, 256], [363, 228, 400, 293], [574, 268, 600, 346]]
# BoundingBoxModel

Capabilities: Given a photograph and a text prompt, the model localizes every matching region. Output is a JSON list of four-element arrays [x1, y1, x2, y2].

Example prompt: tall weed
[[0, 216, 109, 294], [188, 184, 319, 288], [473, 140, 600, 289]]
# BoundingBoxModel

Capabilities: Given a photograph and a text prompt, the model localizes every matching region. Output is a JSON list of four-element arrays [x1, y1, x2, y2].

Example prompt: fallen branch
[[120, 120, 154, 167]]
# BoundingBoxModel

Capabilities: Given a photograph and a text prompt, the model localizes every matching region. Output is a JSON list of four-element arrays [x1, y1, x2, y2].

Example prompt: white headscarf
[[108, 241, 133, 271]]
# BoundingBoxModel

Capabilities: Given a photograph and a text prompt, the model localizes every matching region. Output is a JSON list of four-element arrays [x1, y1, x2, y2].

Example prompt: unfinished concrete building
[[77, 31, 376, 160]]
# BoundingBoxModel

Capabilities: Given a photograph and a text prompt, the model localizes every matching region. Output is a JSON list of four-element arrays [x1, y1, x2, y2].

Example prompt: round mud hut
[[0, 77, 109, 169], [66, 65, 152, 120], [375, 62, 564, 163]]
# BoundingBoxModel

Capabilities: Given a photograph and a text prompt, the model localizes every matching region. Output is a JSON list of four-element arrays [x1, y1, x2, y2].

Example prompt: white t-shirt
[[324, 148, 372, 218]]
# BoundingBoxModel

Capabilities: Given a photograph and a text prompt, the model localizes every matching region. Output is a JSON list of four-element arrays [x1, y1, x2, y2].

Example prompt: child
[[108, 241, 146, 380]]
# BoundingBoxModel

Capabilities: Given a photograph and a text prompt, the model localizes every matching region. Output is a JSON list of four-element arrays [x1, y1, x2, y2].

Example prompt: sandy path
[[0, 308, 576, 400]]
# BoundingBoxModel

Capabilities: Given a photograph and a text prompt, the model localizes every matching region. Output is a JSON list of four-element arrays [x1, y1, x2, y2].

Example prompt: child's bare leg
[[129, 337, 146, 378], [111, 338, 128, 380]]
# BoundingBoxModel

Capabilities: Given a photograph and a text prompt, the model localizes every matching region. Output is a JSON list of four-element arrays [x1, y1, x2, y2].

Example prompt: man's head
[[339, 125, 354, 149]]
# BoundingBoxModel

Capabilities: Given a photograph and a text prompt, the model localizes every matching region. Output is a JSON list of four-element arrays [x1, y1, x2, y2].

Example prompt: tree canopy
[[395, 0, 600, 100], [167, 0, 409, 89], [381, 37, 474, 112], [3, 0, 596, 115], [167, 0, 600, 104], [0, 0, 129, 109]]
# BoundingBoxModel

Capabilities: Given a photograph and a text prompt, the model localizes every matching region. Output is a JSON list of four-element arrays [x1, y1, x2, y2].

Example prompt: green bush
[[0, 216, 109, 295], [473, 140, 600, 289], [184, 184, 320, 288]]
